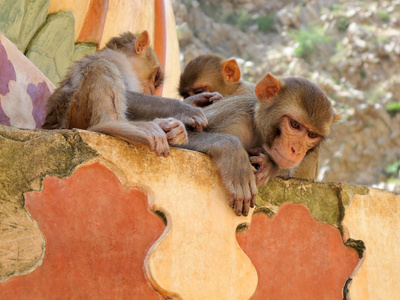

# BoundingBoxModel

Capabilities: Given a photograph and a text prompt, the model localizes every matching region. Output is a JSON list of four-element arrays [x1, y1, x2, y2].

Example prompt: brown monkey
[[43, 31, 208, 157], [179, 54, 255, 107], [179, 73, 339, 216]]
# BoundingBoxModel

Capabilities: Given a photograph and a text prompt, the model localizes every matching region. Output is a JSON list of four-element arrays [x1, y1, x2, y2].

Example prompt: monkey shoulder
[[204, 96, 257, 135]]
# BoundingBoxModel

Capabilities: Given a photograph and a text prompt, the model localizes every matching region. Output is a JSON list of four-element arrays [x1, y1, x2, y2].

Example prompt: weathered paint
[[0, 40, 14, 126], [343, 188, 400, 299], [48, 0, 91, 38], [27, 81, 52, 128], [26, 12, 75, 84], [0, 163, 166, 299], [79, 130, 258, 300], [77, 0, 109, 45], [0, 0, 49, 52], [258, 177, 368, 225], [0, 127, 97, 280], [237, 203, 361, 300], [0, 34, 55, 129]]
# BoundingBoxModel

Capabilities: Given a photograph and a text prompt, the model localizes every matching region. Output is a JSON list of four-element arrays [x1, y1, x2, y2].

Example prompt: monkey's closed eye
[[194, 88, 204, 94]]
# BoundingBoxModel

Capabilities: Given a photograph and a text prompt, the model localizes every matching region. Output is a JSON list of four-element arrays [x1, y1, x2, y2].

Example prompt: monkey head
[[179, 54, 241, 98], [254, 73, 340, 170], [105, 31, 164, 95]]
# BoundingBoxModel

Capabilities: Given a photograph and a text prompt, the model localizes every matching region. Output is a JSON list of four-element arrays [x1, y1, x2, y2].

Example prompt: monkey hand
[[184, 92, 223, 107], [175, 106, 208, 132], [154, 118, 188, 145], [135, 121, 172, 158], [214, 146, 257, 217], [249, 148, 278, 185]]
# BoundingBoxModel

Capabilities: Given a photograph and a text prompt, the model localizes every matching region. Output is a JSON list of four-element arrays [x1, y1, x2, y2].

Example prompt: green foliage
[[385, 161, 400, 177], [337, 17, 349, 31], [256, 13, 275, 32], [226, 9, 251, 31], [290, 26, 332, 58], [198, 2, 222, 21], [359, 69, 367, 79], [386, 101, 400, 114], [237, 10, 251, 31], [225, 10, 275, 32], [377, 9, 390, 22]]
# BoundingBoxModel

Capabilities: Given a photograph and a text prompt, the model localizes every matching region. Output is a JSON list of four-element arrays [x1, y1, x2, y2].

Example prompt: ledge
[[0, 126, 398, 299]]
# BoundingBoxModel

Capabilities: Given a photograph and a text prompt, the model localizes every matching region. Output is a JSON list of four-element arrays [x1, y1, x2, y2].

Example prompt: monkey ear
[[255, 73, 282, 103], [333, 114, 341, 123], [135, 30, 150, 55], [221, 59, 241, 84]]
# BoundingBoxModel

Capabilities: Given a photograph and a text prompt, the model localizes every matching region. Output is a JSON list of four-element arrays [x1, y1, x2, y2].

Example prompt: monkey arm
[[125, 91, 207, 131], [178, 130, 257, 217], [183, 92, 223, 107]]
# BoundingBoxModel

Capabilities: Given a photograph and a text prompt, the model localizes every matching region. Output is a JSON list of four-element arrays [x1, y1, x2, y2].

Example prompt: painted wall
[[0, 124, 399, 299], [0, 0, 180, 98]]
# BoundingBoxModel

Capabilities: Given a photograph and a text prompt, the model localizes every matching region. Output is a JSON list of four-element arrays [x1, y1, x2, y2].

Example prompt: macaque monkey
[[42, 31, 209, 157], [179, 73, 339, 216], [179, 54, 255, 107]]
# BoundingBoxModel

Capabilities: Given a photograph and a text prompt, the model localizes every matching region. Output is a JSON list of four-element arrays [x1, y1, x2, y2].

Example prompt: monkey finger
[[242, 181, 253, 216], [242, 195, 251, 217], [234, 187, 245, 216], [167, 128, 188, 145], [166, 119, 183, 129], [194, 98, 212, 107], [248, 148, 261, 156], [250, 180, 257, 208], [249, 156, 264, 165], [210, 93, 223, 102], [154, 134, 169, 157], [192, 117, 207, 131]]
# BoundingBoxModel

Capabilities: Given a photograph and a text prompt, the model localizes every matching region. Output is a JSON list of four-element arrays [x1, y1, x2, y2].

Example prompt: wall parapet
[[0, 126, 398, 299]]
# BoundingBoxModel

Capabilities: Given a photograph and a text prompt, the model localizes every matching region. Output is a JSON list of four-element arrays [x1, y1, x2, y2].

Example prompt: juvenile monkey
[[43, 31, 208, 157], [180, 73, 339, 216], [179, 54, 255, 107]]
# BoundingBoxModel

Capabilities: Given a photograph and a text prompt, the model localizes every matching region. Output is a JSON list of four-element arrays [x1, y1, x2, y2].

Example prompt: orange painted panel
[[0, 163, 165, 299], [154, 0, 166, 96], [237, 203, 360, 300], [77, 0, 109, 45]]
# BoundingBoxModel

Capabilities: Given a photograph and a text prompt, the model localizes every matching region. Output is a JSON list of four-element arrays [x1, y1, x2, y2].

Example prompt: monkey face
[[264, 116, 321, 169]]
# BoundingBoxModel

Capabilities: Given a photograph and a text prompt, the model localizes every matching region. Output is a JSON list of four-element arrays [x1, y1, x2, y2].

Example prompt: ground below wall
[[0, 125, 398, 299]]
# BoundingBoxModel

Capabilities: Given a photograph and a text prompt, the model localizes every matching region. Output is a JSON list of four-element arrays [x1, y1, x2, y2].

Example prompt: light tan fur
[[179, 54, 255, 104], [43, 31, 208, 157], [179, 73, 338, 216]]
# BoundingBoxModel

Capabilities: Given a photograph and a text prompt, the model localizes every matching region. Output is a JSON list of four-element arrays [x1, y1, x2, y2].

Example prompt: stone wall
[[0, 126, 399, 299]]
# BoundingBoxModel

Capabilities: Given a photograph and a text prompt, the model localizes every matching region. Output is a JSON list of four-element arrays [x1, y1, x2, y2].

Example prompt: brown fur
[[42, 31, 208, 157], [179, 54, 255, 102], [179, 73, 338, 216]]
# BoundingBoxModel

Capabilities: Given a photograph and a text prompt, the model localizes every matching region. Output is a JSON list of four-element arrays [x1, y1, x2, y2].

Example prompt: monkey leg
[[181, 131, 257, 216]]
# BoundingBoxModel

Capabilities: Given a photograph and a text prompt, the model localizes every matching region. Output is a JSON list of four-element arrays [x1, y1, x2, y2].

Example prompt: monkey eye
[[290, 120, 300, 129], [308, 132, 318, 139]]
